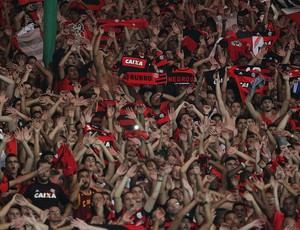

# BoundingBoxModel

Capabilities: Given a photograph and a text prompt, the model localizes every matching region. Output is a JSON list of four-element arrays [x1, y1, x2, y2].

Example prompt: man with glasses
[[46, 206, 72, 230]]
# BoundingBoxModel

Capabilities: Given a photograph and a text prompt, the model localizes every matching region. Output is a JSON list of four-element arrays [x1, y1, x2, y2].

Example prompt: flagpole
[[43, 0, 57, 68]]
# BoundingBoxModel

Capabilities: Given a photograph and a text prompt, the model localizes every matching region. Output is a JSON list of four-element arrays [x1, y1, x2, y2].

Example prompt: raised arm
[[113, 165, 137, 213], [245, 94, 261, 123], [215, 70, 229, 121], [143, 174, 163, 213], [278, 73, 291, 116]]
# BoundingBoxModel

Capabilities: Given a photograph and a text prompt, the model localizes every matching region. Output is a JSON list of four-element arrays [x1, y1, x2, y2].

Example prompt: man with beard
[[21, 159, 69, 211], [70, 168, 98, 221], [245, 73, 291, 125]]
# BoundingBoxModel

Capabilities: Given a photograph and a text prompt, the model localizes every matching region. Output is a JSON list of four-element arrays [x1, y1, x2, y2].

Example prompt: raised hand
[[126, 164, 138, 178], [226, 193, 239, 203], [135, 103, 146, 114], [23, 127, 33, 142], [226, 146, 237, 155], [15, 194, 29, 206], [101, 82, 110, 92], [282, 72, 291, 81], [37, 164, 51, 175], [114, 121, 123, 133], [248, 124, 259, 134], [71, 218, 89, 230], [56, 117, 66, 129], [171, 22, 180, 34], [125, 107, 137, 120], [14, 128, 23, 141], [6, 106, 19, 117], [116, 163, 127, 176], [107, 104, 115, 118], [108, 28, 116, 39], [39, 95, 52, 106], [93, 85, 100, 95], [113, 84, 125, 95], [256, 46, 268, 60], [251, 219, 266, 229]]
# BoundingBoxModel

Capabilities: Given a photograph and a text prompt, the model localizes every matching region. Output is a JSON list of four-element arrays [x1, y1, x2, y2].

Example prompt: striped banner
[[16, 28, 43, 62]]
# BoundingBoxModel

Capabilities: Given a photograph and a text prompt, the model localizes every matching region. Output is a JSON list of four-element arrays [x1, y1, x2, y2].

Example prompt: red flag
[[53, 144, 78, 177], [282, 7, 300, 26]]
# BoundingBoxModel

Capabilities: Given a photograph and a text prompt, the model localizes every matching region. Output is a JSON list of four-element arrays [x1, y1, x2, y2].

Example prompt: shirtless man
[[245, 73, 290, 125], [93, 27, 119, 99], [215, 70, 242, 125]]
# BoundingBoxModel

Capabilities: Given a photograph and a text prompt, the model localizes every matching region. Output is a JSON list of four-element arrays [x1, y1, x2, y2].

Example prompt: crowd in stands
[[0, 0, 300, 229]]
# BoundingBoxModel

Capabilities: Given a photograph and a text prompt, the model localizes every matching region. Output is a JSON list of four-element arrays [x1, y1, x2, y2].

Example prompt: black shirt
[[22, 181, 69, 210]]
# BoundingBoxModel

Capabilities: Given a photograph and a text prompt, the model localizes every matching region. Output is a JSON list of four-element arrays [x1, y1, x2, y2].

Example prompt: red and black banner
[[281, 64, 300, 79], [119, 56, 152, 73], [166, 66, 195, 85], [182, 27, 208, 55], [227, 30, 280, 62], [122, 72, 167, 86], [227, 66, 270, 101], [237, 65, 273, 77], [152, 51, 169, 68]]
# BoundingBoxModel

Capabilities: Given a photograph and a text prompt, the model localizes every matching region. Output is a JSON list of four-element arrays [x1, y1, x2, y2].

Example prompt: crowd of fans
[[0, 0, 300, 229]]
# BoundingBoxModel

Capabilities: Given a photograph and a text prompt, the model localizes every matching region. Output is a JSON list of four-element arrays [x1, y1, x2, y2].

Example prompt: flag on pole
[[43, 0, 57, 67]]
